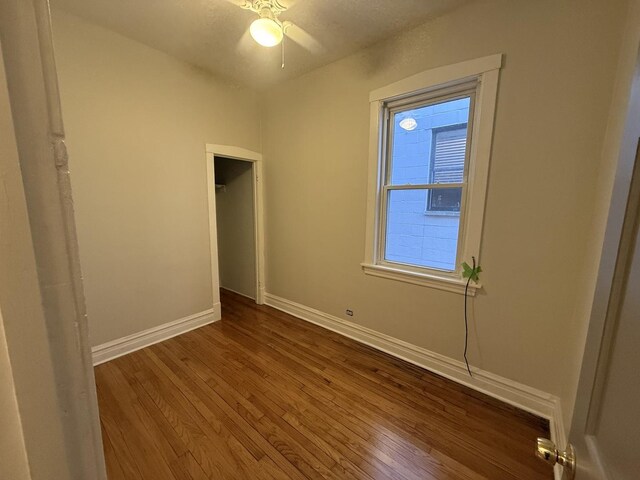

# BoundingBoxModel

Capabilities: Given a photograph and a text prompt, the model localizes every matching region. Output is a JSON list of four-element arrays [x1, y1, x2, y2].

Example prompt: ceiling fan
[[230, 0, 322, 67]]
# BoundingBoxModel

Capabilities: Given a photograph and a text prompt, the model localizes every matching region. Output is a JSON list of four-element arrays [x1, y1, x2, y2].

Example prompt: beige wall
[[568, 2, 640, 442], [0, 311, 30, 480], [51, 11, 261, 346], [215, 157, 256, 299], [0, 49, 27, 480], [261, 0, 629, 424], [0, 28, 78, 479]]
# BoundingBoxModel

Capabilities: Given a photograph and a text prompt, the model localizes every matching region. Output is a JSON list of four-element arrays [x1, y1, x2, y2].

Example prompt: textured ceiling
[[52, 0, 472, 89]]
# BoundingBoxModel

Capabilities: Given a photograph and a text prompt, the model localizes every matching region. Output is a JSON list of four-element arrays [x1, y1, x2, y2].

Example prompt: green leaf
[[462, 262, 472, 275], [461, 261, 481, 282]]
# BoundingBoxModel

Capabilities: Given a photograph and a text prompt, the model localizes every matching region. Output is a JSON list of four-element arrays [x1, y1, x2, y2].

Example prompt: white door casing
[[569, 2, 640, 478], [205, 144, 266, 305]]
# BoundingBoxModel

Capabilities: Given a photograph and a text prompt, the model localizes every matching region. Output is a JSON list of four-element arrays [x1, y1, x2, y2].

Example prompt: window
[[362, 55, 502, 295], [384, 93, 473, 272]]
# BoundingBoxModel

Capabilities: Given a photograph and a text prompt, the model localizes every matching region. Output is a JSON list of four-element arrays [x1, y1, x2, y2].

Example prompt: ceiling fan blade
[[284, 23, 323, 54], [279, 0, 298, 9], [219, 0, 246, 6]]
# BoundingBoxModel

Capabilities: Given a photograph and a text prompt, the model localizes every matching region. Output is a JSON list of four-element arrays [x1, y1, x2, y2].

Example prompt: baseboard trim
[[264, 293, 565, 450], [92, 304, 221, 366], [257, 286, 267, 305], [220, 286, 256, 301]]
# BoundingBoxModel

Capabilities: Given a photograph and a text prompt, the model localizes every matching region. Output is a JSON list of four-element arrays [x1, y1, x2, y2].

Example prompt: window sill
[[361, 263, 480, 296], [424, 211, 461, 217]]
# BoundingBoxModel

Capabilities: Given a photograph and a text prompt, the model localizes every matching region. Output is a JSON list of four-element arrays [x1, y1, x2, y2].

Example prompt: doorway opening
[[205, 145, 265, 307], [215, 156, 256, 299]]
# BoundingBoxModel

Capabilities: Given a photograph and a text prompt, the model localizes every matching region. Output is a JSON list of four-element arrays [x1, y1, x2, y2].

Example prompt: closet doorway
[[205, 145, 265, 305]]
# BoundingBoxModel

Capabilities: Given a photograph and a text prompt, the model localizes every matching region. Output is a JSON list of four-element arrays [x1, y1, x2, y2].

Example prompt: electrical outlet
[[346, 309, 354, 317]]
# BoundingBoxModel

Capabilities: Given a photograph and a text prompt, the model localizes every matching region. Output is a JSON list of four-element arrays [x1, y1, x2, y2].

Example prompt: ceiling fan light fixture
[[250, 17, 283, 47]]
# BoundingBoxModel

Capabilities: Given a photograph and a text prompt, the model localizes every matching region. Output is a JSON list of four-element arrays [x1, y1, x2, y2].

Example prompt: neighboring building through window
[[427, 124, 467, 213], [384, 95, 472, 271], [362, 55, 502, 294]]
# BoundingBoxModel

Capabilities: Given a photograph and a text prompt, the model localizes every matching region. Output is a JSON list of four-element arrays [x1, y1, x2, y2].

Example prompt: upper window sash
[[382, 88, 477, 191], [383, 79, 478, 110]]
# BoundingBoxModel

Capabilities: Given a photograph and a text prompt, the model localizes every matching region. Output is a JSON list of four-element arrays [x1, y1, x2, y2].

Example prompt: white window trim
[[362, 54, 503, 296]]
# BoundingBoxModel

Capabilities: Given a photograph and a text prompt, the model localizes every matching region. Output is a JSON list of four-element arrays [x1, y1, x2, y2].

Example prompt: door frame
[[0, 0, 107, 478], [205, 144, 266, 304], [569, 4, 640, 477]]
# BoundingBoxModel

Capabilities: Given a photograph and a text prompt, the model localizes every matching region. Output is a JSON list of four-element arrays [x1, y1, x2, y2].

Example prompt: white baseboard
[[265, 293, 565, 450], [257, 286, 266, 305], [220, 286, 256, 301], [92, 303, 221, 366]]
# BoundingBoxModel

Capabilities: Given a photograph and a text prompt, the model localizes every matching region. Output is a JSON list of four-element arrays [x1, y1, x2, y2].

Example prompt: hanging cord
[[463, 256, 475, 377], [281, 28, 286, 69]]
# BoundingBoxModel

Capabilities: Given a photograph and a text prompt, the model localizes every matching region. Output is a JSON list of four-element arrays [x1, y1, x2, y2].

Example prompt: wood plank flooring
[[95, 289, 551, 479]]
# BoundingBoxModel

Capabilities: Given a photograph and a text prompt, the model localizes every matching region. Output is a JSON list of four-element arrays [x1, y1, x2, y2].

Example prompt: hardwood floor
[[95, 289, 551, 479]]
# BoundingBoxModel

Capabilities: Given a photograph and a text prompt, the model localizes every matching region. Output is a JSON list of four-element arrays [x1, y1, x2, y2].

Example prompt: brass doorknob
[[535, 438, 576, 480]]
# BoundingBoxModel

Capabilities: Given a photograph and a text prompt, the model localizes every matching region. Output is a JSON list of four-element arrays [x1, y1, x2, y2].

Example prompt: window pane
[[427, 188, 462, 212], [390, 97, 470, 186], [431, 126, 467, 184], [385, 189, 461, 271]]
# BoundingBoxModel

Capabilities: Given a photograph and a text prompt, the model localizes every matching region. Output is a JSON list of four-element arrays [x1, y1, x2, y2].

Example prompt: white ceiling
[[52, 0, 471, 89]]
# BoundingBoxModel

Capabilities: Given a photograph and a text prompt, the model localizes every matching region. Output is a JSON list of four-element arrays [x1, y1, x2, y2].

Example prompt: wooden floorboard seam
[[95, 288, 552, 480]]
